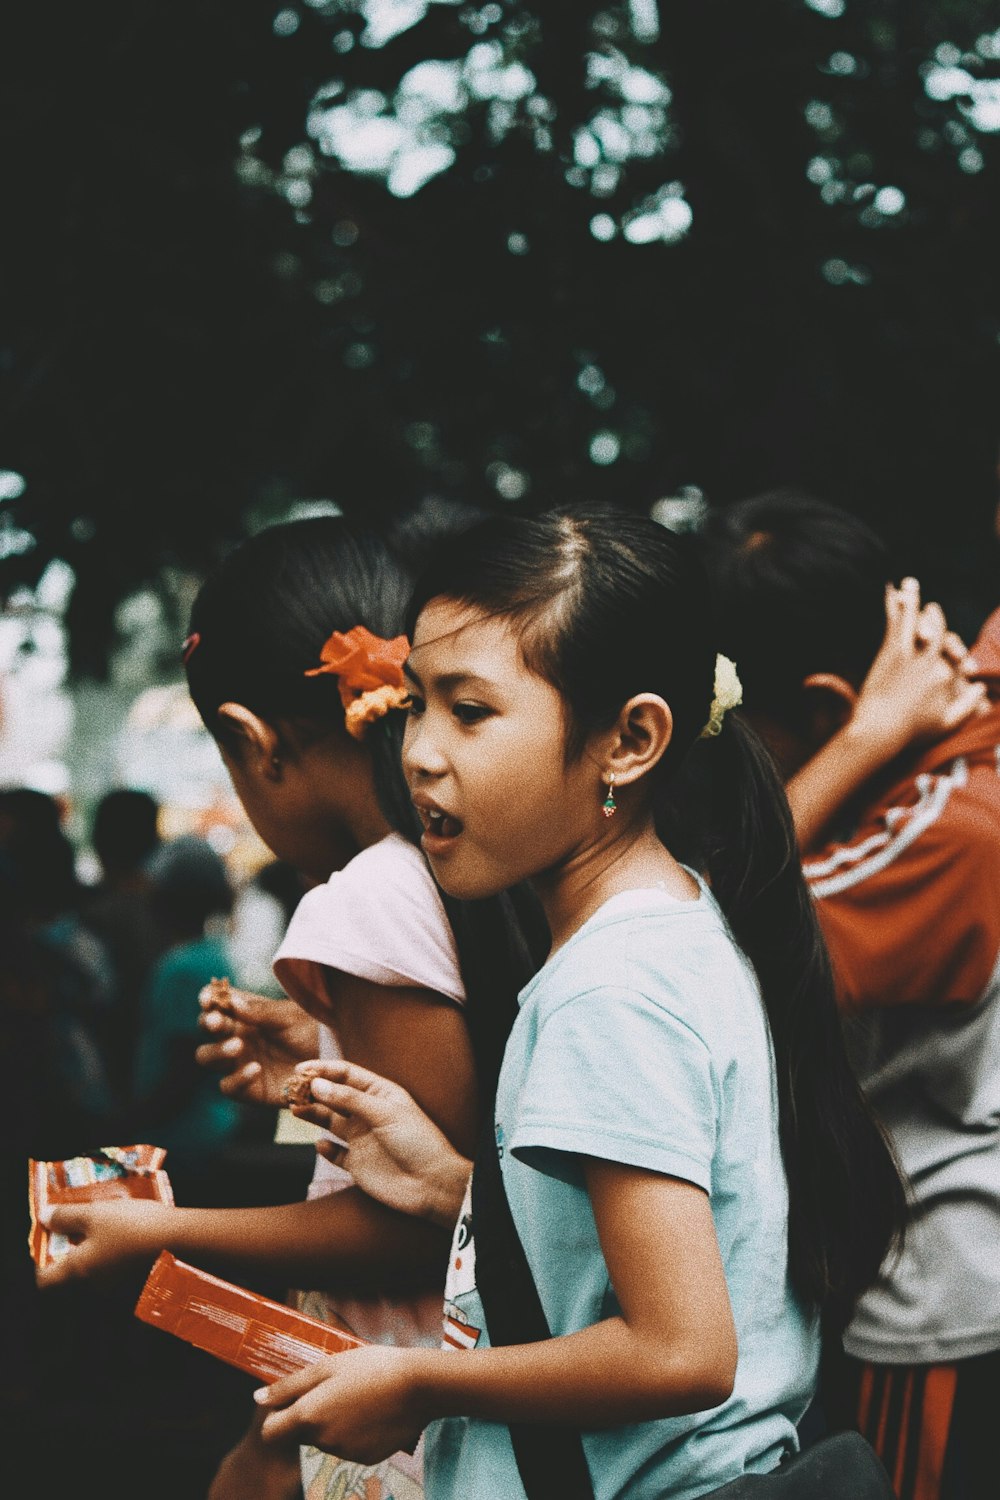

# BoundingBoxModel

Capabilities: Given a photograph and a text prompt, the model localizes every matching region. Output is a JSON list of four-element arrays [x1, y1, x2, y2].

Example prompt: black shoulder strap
[[471, 1111, 596, 1500]]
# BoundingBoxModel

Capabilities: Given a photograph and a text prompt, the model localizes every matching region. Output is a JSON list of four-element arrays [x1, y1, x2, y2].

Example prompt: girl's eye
[[406, 694, 426, 717], [452, 701, 491, 725]]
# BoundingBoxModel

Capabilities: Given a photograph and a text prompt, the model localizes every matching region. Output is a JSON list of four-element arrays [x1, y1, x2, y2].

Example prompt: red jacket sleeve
[[807, 763, 1000, 1010]]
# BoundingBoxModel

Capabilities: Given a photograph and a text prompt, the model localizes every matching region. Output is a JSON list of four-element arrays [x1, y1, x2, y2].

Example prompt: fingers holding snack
[[196, 987, 319, 1107], [198, 981, 294, 1035], [34, 1203, 89, 1288], [195, 1029, 247, 1066], [314, 1138, 350, 1171], [35, 1200, 171, 1287], [285, 1060, 471, 1226], [198, 975, 238, 1021], [198, 979, 254, 1050], [281, 1063, 323, 1109], [195, 1028, 273, 1106], [215, 1058, 266, 1099], [284, 1059, 392, 1130], [256, 1345, 425, 1464], [197, 1005, 241, 1039]]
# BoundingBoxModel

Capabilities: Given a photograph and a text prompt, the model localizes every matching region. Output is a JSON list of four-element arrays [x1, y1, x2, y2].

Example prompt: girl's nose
[[402, 716, 448, 781]]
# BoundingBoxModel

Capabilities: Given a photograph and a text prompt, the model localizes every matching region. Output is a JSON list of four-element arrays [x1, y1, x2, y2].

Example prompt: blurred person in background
[[130, 835, 249, 1181], [229, 859, 306, 997], [0, 844, 101, 1456], [0, 787, 115, 1128], [696, 492, 1000, 1500], [0, 794, 119, 1437], [4, 827, 271, 1500], [83, 788, 166, 1098]]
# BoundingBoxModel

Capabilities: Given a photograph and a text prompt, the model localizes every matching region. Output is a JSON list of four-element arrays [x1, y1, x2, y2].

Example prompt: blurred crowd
[[0, 789, 312, 1497], [1, 787, 302, 1166]]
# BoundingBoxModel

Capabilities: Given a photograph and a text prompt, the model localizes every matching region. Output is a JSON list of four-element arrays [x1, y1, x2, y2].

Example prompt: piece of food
[[208, 975, 231, 1005], [281, 1067, 320, 1108]]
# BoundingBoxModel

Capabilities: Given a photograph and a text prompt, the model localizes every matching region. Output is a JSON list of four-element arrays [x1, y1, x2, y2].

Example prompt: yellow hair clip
[[700, 654, 743, 738]]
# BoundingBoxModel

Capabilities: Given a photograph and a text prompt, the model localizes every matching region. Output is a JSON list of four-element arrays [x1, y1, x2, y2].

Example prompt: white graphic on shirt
[[441, 1178, 481, 1349]]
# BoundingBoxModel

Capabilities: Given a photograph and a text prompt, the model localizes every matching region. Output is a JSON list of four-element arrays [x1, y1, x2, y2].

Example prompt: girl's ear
[[800, 673, 858, 748], [216, 703, 283, 781], [604, 693, 674, 787]]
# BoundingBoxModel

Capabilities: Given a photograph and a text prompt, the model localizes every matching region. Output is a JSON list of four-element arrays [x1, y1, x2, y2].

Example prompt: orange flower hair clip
[[305, 624, 411, 740]]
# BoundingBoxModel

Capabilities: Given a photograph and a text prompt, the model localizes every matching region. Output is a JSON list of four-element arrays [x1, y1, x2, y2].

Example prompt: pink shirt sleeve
[[272, 831, 465, 1020]]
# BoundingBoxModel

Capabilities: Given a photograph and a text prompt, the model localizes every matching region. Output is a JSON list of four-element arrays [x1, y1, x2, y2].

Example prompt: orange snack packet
[[28, 1145, 174, 1268], [135, 1251, 366, 1382]]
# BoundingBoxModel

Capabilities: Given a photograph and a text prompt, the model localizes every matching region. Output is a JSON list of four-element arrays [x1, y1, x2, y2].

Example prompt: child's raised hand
[[288, 1059, 471, 1228], [255, 1344, 426, 1464], [196, 984, 319, 1108], [34, 1199, 172, 1288], [849, 578, 987, 760]]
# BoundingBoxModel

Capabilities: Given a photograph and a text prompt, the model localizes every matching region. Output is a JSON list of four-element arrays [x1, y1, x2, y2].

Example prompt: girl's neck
[[320, 798, 392, 878], [347, 793, 393, 854], [533, 816, 699, 956], [300, 735, 393, 880]]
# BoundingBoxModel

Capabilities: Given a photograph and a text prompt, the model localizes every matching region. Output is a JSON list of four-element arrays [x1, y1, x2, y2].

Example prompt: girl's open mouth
[[417, 805, 464, 853]]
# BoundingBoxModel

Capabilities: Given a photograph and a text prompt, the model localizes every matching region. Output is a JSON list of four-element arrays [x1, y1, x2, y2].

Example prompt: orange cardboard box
[[135, 1251, 366, 1382]]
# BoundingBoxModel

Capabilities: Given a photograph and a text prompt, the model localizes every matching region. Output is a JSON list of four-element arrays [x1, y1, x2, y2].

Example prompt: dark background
[[3, 0, 1000, 674]]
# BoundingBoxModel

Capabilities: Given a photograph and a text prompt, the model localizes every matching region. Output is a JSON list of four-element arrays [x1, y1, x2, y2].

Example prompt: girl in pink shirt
[[38, 517, 539, 1500]]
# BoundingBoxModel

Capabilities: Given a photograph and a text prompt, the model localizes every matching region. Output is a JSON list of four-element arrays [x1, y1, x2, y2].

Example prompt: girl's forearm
[[153, 1192, 450, 1288], [785, 717, 895, 853], [410, 1317, 735, 1428], [420, 1153, 472, 1229]]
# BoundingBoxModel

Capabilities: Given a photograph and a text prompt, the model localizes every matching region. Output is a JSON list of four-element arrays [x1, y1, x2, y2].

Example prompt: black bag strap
[[471, 1110, 596, 1499]]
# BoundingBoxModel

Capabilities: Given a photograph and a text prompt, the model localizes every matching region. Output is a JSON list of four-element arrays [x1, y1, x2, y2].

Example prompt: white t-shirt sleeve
[[272, 832, 465, 1020]]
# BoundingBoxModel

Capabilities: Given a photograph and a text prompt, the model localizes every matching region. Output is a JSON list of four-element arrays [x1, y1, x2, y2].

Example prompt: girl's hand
[[788, 578, 988, 853], [34, 1199, 172, 1287], [196, 986, 319, 1108], [255, 1345, 426, 1463], [289, 1059, 471, 1229], [849, 578, 986, 759], [207, 1409, 301, 1500]]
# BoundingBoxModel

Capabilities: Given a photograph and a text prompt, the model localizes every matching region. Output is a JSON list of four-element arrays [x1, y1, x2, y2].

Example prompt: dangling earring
[[601, 773, 617, 819]]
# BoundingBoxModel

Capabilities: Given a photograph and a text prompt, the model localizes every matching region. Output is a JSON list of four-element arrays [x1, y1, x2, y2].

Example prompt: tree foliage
[[2, 0, 999, 672]]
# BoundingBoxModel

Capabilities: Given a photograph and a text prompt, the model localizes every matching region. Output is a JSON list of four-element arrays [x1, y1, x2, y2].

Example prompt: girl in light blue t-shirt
[[256, 505, 905, 1499]]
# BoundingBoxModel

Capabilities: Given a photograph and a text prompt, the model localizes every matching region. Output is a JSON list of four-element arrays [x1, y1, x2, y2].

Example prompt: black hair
[[185, 515, 544, 1099], [92, 789, 161, 874], [253, 859, 308, 928], [148, 834, 233, 935], [697, 490, 891, 732], [407, 504, 905, 1326], [186, 516, 418, 838], [0, 788, 80, 919]]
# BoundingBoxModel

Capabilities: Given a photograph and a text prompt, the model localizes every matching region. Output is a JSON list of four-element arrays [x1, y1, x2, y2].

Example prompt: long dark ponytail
[[659, 713, 905, 1327], [408, 503, 905, 1324]]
